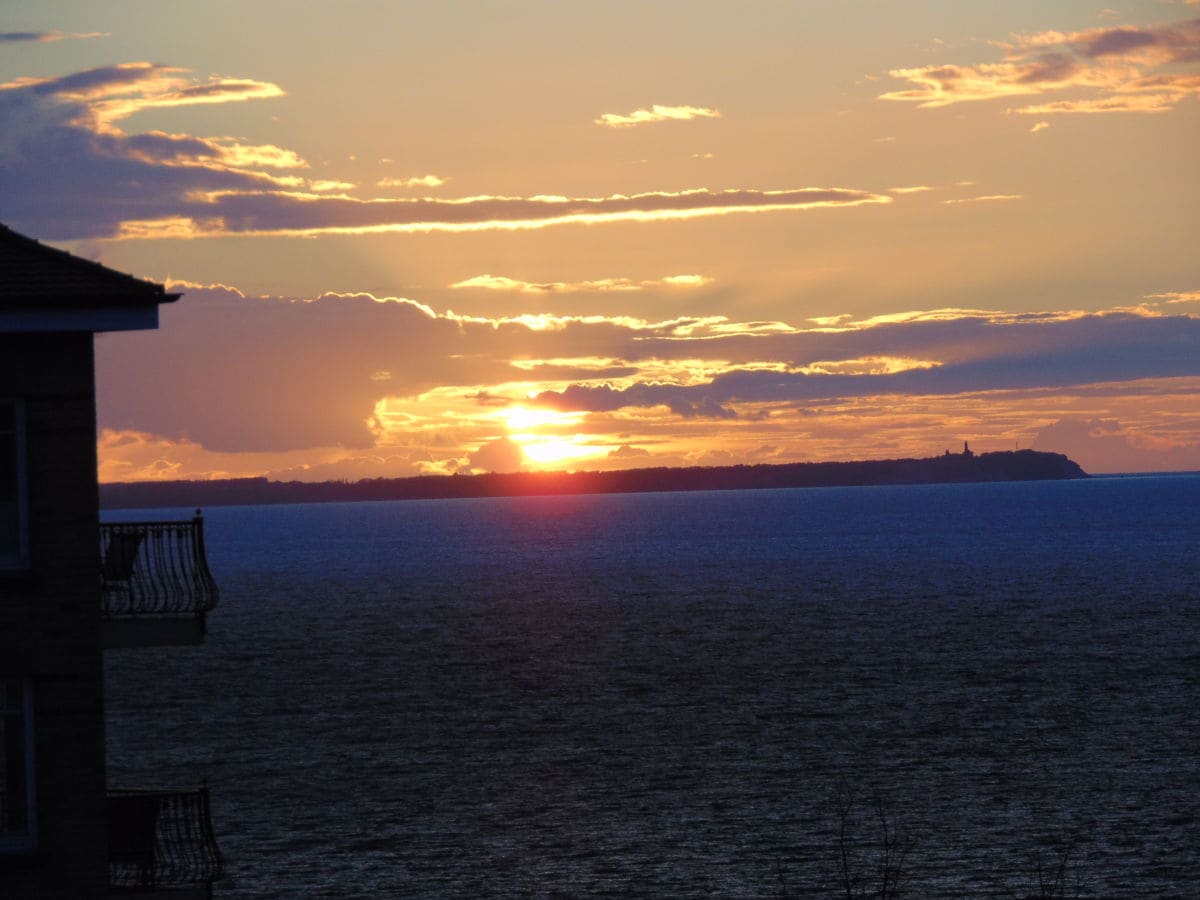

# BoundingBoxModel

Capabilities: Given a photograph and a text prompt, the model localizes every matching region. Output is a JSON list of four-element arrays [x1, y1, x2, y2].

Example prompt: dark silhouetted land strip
[[100, 449, 1086, 510]]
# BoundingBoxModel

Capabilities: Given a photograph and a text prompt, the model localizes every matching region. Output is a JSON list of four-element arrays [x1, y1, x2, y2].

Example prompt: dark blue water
[[105, 476, 1200, 897]]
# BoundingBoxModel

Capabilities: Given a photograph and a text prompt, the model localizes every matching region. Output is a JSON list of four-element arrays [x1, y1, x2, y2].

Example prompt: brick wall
[[0, 331, 108, 897]]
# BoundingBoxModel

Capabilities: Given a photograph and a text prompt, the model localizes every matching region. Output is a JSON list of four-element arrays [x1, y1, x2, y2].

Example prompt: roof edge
[[0, 222, 178, 307]]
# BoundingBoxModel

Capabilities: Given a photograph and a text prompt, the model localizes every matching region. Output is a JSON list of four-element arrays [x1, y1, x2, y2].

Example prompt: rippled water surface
[[105, 476, 1200, 897]]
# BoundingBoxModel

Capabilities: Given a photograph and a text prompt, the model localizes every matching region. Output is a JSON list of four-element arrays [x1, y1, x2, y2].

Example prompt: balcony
[[101, 512, 219, 649], [108, 788, 224, 898]]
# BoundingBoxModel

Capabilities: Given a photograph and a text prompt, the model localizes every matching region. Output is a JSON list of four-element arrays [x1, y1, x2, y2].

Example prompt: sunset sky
[[3, 1, 1198, 480]]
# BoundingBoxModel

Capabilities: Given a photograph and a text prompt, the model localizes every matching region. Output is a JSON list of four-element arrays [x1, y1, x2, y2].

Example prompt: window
[[0, 400, 28, 570], [1, 677, 37, 853]]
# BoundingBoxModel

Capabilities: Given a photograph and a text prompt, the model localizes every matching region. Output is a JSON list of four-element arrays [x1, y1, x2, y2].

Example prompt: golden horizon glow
[[4, 3, 1195, 479], [514, 435, 608, 467]]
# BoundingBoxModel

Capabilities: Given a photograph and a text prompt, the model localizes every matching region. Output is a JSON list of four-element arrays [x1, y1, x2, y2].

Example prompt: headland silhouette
[[100, 448, 1087, 509]]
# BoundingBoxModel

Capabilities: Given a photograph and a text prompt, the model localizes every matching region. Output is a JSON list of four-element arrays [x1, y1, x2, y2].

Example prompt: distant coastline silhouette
[[100, 448, 1086, 509]]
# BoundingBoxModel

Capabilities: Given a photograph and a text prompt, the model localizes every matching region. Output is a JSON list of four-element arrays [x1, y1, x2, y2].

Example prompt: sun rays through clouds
[[1, 1, 1195, 479]]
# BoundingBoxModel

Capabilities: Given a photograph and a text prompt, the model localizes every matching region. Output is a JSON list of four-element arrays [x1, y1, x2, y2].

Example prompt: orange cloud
[[1033, 417, 1200, 473], [94, 282, 1200, 475]]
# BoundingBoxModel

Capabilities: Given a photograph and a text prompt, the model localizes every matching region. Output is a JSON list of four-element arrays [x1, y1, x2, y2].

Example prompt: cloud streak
[[942, 194, 1022, 205], [109, 186, 892, 241], [531, 311, 1200, 418], [377, 174, 449, 189], [450, 274, 714, 294], [596, 104, 722, 127], [0, 61, 888, 240], [0, 61, 285, 123], [0, 30, 106, 43], [881, 16, 1200, 114]]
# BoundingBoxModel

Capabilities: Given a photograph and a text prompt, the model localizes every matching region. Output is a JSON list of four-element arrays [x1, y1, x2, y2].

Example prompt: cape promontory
[[100, 448, 1087, 510]]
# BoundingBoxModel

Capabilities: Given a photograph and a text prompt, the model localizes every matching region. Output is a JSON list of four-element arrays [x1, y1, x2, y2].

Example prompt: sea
[[103, 475, 1200, 898]]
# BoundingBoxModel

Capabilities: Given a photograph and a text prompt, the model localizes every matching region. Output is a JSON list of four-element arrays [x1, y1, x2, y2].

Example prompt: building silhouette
[[1, 224, 221, 898]]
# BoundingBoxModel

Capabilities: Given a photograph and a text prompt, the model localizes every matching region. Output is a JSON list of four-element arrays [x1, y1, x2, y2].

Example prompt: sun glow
[[515, 436, 607, 467], [497, 404, 601, 468], [499, 405, 583, 431]]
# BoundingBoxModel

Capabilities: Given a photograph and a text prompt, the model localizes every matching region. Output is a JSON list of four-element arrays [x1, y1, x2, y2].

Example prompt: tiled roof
[[0, 223, 178, 309]]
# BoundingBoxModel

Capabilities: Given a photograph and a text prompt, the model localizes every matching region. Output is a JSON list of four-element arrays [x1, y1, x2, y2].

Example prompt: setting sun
[[515, 435, 607, 468], [5, 3, 1198, 896]]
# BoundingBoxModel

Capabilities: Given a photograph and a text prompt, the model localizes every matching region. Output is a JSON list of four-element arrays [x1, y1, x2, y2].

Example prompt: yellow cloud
[[94, 76, 286, 123], [596, 104, 722, 127], [796, 357, 943, 376], [377, 174, 449, 188], [216, 142, 308, 169], [942, 194, 1022, 205], [450, 274, 713, 293]]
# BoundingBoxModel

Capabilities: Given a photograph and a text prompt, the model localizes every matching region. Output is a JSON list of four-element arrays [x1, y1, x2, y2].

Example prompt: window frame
[[0, 398, 29, 572], [0, 676, 38, 854]]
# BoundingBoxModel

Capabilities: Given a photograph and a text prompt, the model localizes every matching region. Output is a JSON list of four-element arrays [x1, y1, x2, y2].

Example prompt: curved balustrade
[[100, 512, 219, 619], [108, 787, 224, 891]]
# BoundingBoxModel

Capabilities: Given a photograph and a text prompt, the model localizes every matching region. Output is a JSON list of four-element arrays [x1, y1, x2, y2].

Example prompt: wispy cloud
[[1014, 94, 1180, 114], [1030, 120, 1051, 133], [0, 30, 107, 43], [450, 274, 714, 294], [377, 174, 449, 189], [942, 194, 1022, 205], [1145, 289, 1200, 303], [881, 16, 1200, 115], [112, 186, 893, 241], [596, 104, 722, 127], [0, 60, 889, 240], [0, 61, 314, 238], [0, 61, 285, 123]]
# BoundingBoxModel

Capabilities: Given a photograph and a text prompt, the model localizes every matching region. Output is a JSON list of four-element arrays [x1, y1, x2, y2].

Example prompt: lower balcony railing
[[100, 512, 220, 648], [108, 788, 224, 892]]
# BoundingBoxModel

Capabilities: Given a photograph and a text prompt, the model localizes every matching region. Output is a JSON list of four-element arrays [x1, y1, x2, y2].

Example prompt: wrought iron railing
[[108, 787, 224, 890], [100, 512, 219, 618]]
